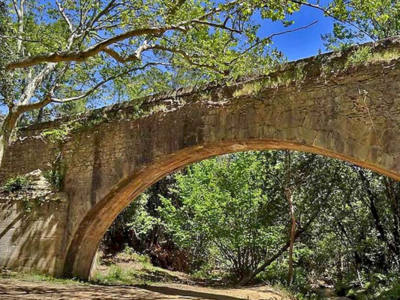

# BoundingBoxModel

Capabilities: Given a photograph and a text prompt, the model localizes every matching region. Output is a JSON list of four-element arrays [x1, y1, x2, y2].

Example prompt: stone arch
[[1, 37, 400, 280], [63, 139, 400, 280], [61, 41, 400, 277]]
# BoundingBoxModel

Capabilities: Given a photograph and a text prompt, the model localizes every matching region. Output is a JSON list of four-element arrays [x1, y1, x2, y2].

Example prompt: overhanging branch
[[5, 0, 245, 71], [51, 62, 169, 103]]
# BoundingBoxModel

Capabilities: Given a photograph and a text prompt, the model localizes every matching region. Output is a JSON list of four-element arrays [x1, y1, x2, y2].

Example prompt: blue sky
[[254, 0, 335, 60], [1, 0, 343, 115]]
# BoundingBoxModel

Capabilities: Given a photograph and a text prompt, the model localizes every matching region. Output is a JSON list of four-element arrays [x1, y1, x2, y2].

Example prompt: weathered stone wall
[[0, 199, 68, 276], [1, 36, 400, 279]]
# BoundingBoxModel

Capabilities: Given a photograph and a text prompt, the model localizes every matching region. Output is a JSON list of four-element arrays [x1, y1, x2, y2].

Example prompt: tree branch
[[56, 0, 74, 33], [289, 0, 376, 41], [5, 0, 245, 71], [238, 208, 319, 286], [85, 0, 117, 30], [18, 63, 56, 106], [228, 20, 319, 65], [104, 44, 224, 74], [5, 26, 186, 70], [191, 20, 242, 34], [51, 62, 169, 103]]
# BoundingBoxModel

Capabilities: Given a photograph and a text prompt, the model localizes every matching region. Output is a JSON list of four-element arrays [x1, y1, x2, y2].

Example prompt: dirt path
[[0, 279, 287, 300]]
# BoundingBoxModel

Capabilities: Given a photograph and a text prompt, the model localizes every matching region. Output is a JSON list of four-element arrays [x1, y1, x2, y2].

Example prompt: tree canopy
[[1, 0, 400, 169]]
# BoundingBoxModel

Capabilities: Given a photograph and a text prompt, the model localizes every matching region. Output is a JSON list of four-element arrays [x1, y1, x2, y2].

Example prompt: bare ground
[[0, 278, 288, 300]]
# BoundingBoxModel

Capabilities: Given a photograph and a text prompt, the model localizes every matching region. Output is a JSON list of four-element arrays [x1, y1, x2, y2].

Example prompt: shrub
[[123, 246, 151, 266], [3, 175, 31, 193], [377, 282, 400, 300], [43, 170, 64, 191]]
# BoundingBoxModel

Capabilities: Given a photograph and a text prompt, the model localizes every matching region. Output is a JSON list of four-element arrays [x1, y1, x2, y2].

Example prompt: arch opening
[[63, 139, 400, 280]]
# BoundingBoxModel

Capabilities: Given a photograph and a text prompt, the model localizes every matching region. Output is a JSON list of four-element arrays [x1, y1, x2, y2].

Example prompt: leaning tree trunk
[[238, 208, 321, 286]]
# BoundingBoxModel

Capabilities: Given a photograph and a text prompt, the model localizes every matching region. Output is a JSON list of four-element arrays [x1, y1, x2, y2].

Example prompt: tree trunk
[[384, 178, 400, 258], [358, 170, 400, 261], [238, 210, 318, 286], [286, 189, 296, 285], [0, 112, 19, 170], [284, 151, 296, 286]]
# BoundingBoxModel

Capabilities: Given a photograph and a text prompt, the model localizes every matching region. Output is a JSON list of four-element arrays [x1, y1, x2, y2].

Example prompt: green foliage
[[102, 192, 159, 255], [43, 169, 64, 191], [3, 175, 31, 193], [21, 197, 33, 213], [346, 46, 372, 67], [322, 0, 400, 48], [41, 124, 74, 143], [157, 151, 338, 281], [123, 247, 152, 266], [159, 153, 283, 279], [103, 149, 400, 296], [377, 281, 400, 300], [126, 194, 158, 241], [0, 0, 302, 126]]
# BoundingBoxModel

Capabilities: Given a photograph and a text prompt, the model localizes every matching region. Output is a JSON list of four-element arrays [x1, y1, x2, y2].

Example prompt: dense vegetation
[[102, 151, 400, 299]]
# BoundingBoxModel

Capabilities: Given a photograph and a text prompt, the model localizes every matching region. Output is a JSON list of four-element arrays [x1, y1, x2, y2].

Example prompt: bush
[[377, 282, 400, 300], [3, 176, 31, 193], [123, 246, 151, 265], [43, 170, 64, 191]]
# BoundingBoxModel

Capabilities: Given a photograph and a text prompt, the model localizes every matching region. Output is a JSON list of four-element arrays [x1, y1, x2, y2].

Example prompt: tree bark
[[286, 189, 296, 285], [0, 111, 19, 169]]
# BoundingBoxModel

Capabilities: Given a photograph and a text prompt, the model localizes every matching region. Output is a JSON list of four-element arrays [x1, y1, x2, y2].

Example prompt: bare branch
[[17, 64, 69, 113], [18, 63, 56, 106], [11, 0, 22, 18], [228, 20, 319, 66], [17, 94, 53, 113], [12, 0, 25, 54], [51, 62, 169, 103], [102, 48, 141, 63], [191, 20, 242, 33], [289, 0, 376, 41], [56, 0, 74, 33]]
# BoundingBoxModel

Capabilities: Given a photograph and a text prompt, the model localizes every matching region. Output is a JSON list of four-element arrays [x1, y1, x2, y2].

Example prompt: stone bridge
[[1, 37, 400, 280]]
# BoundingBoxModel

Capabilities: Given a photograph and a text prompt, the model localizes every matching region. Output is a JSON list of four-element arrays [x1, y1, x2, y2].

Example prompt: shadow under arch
[[63, 139, 400, 280]]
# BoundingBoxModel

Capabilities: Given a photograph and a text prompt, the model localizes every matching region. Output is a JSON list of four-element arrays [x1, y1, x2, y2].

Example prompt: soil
[[0, 278, 288, 300]]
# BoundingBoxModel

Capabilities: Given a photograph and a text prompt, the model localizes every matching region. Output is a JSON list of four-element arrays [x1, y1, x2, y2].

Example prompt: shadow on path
[[137, 285, 261, 300], [0, 278, 283, 299]]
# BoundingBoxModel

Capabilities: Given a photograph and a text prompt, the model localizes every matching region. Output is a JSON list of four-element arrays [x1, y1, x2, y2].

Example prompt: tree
[[158, 151, 339, 282], [0, 0, 308, 168], [318, 0, 400, 48], [239, 151, 338, 285], [159, 153, 286, 279], [102, 148, 400, 295]]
